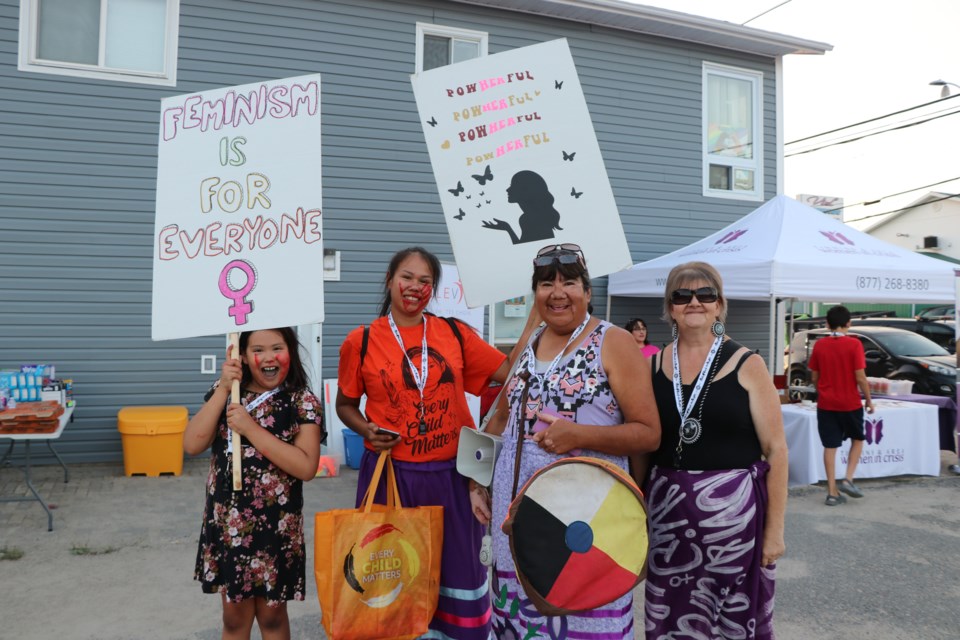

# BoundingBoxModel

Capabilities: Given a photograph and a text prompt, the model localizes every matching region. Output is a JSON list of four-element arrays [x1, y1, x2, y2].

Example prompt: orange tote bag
[[314, 451, 443, 640]]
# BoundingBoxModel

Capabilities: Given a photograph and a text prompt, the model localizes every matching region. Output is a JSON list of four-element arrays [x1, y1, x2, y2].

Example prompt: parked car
[[851, 317, 955, 354], [916, 304, 956, 320], [786, 326, 957, 401]]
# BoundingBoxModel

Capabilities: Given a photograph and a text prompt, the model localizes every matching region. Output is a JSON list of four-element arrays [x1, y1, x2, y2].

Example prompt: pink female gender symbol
[[218, 259, 257, 325]]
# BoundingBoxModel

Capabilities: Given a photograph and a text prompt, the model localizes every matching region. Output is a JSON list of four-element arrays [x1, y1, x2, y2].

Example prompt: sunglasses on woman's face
[[533, 243, 585, 267], [670, 286, 719, 305]]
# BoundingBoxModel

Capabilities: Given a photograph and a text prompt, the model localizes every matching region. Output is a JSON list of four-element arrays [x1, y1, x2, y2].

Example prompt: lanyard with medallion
[[388, 311, 430, 435], [521, 313, 591, 432], [671, 334, 723, 465]]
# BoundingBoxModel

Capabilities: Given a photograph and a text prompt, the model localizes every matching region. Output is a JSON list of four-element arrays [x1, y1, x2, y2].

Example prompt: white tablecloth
[[782, 399, 940, 487]]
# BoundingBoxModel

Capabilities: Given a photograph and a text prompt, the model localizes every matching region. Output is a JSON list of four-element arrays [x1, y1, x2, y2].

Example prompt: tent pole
[[605, 293, 612, 322], [768, 296, 776, 375]]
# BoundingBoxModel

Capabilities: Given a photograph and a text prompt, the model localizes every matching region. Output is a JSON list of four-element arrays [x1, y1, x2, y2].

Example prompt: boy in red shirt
[[808, 305, 875, 506]]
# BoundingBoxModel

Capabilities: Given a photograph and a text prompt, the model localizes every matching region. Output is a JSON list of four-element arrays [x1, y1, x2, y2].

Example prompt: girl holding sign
[[336, 246, 511, 640], [184, 327, 324, 640]]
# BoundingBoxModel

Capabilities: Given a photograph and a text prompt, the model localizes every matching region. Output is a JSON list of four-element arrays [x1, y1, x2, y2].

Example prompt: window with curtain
[[415, 23, 487, 73], [702, 63, 763, 200], [19, 0, 179, 85]]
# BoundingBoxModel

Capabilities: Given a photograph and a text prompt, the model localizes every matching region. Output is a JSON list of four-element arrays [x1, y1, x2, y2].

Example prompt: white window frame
[[702, 62, 764, 201], [414, 22, 488, 74], [18, 0, 180, 86]]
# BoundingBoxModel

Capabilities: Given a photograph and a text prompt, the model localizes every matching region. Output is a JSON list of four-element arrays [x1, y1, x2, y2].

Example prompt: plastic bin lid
[[117, 406, 189, 433]]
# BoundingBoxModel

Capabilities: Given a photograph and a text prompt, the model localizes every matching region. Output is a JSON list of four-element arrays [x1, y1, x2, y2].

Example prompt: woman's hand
[[529, 412, 580, 454], [761, 528, 786, 567], [469, 479, 492, 525], [363, 422, 402, 452]]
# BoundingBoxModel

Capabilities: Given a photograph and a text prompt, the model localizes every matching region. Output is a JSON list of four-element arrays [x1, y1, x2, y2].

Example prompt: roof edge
[[447, 0, 833, 57]]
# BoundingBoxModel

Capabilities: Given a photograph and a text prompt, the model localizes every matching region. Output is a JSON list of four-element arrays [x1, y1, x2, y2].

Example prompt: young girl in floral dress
[[184, 327, 324, 640]]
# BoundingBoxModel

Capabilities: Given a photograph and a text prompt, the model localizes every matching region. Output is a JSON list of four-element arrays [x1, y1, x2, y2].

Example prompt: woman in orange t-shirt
[[336, 246, 509, 640]]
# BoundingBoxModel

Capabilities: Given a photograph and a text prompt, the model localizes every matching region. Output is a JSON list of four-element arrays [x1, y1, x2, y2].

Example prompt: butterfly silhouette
[[571, 187, 583, 199], [864, 417, 884, 445], [454, 208, 466, 220], [479, 191, 485, 196], [426, 116, 438, 127], [472, 165, 493, 185], [448, 181, 464, 196], [555, 80, 563, 89], [485, 200, 491, 204], [465, 194, 472, 200], [476, 202, 482, 208], [562, 150, 576, 162]]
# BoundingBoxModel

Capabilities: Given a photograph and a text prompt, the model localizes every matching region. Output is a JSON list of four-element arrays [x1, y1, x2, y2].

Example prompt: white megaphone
[[456, 426, 502, 487]]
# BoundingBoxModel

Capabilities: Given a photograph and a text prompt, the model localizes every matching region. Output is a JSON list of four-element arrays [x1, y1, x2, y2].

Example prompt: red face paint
[[276, 352, 290, 380], [397, 282, 433, 313]]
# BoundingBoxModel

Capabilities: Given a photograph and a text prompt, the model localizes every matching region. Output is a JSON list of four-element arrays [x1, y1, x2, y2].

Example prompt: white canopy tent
[[608, 195, 957, 372]]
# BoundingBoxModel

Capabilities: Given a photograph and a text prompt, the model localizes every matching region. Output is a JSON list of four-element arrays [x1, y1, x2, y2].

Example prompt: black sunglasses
[[533, 243, 585, 267], [670, 286, 719, 305]]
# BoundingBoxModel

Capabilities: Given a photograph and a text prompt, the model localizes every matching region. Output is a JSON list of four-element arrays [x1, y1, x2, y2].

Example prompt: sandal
[[824, 493, 847, 506]]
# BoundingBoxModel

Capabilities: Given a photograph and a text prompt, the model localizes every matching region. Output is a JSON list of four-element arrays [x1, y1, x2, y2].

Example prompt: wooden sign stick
[[229, 332, 242, 491]]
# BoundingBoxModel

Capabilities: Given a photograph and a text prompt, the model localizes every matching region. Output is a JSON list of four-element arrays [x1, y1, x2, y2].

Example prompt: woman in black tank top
[[640, 261, 788, 640]]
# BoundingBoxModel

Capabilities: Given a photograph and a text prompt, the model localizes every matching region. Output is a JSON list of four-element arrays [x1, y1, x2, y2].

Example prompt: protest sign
[[426, 262, 485, 335], [411, 39, 631, 307], [152, 74, 324, 341]]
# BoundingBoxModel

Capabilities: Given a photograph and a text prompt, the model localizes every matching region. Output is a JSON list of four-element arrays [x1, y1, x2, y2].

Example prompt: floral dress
[[193, 384, 324, 605]]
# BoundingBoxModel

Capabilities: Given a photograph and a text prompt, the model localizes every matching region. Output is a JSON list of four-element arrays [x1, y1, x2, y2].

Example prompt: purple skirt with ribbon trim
[[356, 450, 491, 640], [643, 461, 776, 640]]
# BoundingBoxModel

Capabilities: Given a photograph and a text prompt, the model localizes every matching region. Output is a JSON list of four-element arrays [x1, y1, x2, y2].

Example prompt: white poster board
[[426, 262, 485, 336], [411, 39, 631, 307], [152, 75, 324, 340]]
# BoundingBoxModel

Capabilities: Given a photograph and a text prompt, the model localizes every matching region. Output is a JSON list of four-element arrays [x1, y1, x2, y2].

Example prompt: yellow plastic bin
[[117, 406, 189, 477]]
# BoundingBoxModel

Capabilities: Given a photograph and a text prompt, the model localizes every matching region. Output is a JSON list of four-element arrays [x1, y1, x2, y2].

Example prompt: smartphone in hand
[[375, 427, 401, 439]]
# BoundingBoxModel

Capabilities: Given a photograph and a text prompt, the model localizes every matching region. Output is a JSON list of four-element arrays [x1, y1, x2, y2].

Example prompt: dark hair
[[624, 318, 649, 345], [530, 255, 591, 293], [826, 305, 851, 330], [378, 247, 442, 317], [238, 327, 310, 391]]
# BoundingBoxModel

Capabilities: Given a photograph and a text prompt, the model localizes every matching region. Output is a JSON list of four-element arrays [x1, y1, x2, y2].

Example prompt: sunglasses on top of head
[[670, 286, 719, 305], [532, 243, 585, 267]]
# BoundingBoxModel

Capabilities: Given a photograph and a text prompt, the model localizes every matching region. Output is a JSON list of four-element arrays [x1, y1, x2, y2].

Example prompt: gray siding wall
[[0, 0, 777, 463]]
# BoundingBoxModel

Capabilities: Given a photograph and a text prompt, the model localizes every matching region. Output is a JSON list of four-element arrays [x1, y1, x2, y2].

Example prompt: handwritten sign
[[411, 39, 631, 307], [152, 75, 324, 341]]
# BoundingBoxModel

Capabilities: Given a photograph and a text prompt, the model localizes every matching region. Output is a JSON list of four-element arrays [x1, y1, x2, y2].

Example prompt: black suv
[[787, 325, 957, 400], [851, 318, 955, 354]]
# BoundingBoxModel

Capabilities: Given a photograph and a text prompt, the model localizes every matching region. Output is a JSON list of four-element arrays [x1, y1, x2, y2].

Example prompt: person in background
[[183, 328, 324, 640], [625, 317, 660, 358], [809, 304, 875, 505], [474, 242, 661, 640], [336, 246, 511, 640], [642, 261, 787, 640]]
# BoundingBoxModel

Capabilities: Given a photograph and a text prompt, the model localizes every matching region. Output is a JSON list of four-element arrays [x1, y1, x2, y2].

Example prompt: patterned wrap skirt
[[644, 461, 776, 640]]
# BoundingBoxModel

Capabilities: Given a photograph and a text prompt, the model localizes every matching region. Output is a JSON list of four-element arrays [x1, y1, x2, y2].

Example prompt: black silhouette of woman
[[481, 170, 562, 244]]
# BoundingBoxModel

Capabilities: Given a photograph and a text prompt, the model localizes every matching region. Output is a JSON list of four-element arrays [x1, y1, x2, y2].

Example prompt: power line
[[741, 0, 793, 25], [784, 107, 960, 157], [819, 176, 960, 214], [844, 192, 960, 224], [785, 93, 960, 146]]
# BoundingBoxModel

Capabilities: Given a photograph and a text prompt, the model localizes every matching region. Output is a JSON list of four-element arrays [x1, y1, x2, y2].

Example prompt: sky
[[625, 0, 960, 227]]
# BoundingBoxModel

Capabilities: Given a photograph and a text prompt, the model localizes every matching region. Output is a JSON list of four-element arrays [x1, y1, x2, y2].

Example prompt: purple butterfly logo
[[864, 417, 884, 445]]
